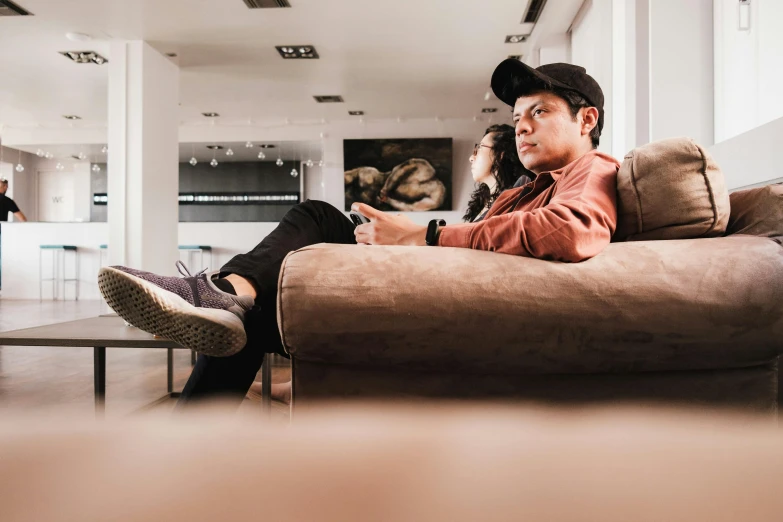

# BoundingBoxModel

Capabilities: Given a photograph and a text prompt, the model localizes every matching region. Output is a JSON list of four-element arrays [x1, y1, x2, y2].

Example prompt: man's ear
[[581, 107, 599, 136]]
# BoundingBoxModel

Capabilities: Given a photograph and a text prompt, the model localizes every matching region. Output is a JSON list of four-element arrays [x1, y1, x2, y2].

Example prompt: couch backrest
[[727, 183, 783, 240], [614, 137, 731, 242]]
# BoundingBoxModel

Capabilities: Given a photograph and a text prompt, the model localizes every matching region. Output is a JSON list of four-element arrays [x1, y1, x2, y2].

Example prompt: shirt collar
[[539, 150, 599, 181]]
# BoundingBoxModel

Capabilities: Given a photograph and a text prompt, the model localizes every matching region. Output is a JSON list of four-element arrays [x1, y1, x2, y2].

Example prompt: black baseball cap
[[491, 59, 604, 132]]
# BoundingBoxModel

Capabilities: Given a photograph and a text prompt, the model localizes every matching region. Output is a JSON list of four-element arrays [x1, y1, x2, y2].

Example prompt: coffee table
[[0, 315, 273, 416]]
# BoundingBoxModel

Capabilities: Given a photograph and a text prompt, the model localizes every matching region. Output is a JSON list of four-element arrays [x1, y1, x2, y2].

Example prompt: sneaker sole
[[98, 266, 247, 357]]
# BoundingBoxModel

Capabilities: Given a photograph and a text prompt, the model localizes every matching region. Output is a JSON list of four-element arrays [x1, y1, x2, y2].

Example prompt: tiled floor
[[0, 299, 291, 420]]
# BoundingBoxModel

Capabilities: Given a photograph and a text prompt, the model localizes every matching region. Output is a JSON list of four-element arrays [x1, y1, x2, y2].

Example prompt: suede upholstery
[[615, 138, 730, 241], [727, 183, 783, 239], [278, 141, 783, 411]]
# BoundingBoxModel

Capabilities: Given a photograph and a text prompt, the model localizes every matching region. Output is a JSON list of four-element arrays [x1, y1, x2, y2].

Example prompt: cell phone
[[349, 211, 370, 226]]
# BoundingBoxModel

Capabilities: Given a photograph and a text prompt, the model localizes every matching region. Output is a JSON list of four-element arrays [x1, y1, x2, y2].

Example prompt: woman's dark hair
[[463, 124, 531, 222]]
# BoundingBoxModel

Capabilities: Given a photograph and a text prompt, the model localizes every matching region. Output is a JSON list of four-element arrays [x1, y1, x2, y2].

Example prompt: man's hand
[[352, 203, 427, 246]]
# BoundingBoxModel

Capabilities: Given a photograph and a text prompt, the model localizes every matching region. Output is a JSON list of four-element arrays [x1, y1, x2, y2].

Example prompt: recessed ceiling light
[[348, 111, 364, 116], [257, 144, 276, 149], [508, 55, 523, 61], [206, 145, 224, 150], [65, 32, 92, 42], [165, 52, 178, 58], [505, 35, 528, 44], [275, 45, 319, 59], [59, 50, 108, 64], [314, 95, 344, 103], [202, 112, 220, 118], [481, 108, 498, 113], [63, 115, 81, 120]]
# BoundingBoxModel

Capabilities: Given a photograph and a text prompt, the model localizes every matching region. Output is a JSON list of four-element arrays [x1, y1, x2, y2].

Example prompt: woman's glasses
[[472, 143, 492, 157]]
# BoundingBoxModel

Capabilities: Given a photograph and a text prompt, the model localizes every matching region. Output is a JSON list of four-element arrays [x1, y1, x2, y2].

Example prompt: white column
[[107, 41, 179, 275]]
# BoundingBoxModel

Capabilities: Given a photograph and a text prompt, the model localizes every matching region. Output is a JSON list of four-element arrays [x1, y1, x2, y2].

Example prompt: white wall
[[714, 0, 783, 143], [709, 116, 783, 190], [570, 0, 614, 156], [649, 0, 714, 146]]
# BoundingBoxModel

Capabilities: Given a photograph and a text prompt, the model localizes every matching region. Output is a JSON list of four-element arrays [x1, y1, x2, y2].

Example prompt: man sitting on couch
[[97, 59, 620, 405]]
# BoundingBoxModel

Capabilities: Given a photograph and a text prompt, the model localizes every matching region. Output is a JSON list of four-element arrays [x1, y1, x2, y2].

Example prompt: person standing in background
[[0, 177, 28, 290]]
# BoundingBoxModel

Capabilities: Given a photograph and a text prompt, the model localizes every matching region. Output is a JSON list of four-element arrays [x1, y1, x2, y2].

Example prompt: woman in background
[[463, 123, 533, 223]]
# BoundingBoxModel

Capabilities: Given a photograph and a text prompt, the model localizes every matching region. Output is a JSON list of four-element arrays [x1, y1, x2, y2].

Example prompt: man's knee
[[299, 199, 343, 218]]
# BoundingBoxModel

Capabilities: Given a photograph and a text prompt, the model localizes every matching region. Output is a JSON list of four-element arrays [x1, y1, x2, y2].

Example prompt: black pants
[[177, 200, 356, 407]]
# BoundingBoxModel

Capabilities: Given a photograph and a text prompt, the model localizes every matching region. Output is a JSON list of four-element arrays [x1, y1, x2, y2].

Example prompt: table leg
[[94, 347, 106, 417], [262, 353, 272, 417], [167, 348, 173, 394]]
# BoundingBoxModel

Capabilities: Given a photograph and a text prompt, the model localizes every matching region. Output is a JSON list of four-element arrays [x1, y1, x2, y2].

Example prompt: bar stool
[[39, 245, 80, 301], [178, 245, 213, 270], [99, 244, 108, 268]]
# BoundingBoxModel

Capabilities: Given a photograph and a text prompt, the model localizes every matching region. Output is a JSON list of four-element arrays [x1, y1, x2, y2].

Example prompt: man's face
[[0, 183, 7, 195], [512, 91, 590, 174]]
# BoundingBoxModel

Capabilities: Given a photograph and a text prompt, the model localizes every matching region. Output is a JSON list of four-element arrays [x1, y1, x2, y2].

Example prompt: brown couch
[[277, 138, 783, 413]]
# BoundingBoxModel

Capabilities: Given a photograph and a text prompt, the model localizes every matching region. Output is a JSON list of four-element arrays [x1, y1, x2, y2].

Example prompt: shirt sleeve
[[438, 157, 618, 262], [8, 198, 19, 213]]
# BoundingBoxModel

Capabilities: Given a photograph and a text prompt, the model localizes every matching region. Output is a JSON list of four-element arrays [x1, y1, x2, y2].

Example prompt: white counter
[[1, 222, 280, 300]]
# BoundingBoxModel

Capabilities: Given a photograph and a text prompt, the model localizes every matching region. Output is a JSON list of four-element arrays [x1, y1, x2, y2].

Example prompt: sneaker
[[98, 261, 254, 357]]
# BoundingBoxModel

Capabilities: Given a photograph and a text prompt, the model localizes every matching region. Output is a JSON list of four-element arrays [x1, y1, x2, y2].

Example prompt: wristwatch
[[426, 219, 446, 246]]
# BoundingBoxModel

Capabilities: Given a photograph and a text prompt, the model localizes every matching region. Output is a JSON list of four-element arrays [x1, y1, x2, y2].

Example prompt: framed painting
[[343, 138, 452, 211]]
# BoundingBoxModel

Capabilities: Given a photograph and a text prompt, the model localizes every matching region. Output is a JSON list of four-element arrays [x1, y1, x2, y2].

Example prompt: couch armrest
[[277, 236, 783, 375]]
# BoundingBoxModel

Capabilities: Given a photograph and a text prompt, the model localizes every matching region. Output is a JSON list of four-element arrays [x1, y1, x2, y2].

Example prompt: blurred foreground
[[1, 403, 782, 521]]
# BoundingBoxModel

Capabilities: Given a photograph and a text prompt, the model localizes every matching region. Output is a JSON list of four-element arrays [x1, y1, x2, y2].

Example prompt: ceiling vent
[[0, 0, 32, 16], [522, 0, 548, 24], [60, 51, 108, 64], [314, 95, 344, 103], [242, 0, 291, 8]]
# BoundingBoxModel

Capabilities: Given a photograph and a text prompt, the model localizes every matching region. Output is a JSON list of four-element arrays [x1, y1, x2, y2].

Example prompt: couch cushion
[[727, 183, 783, 239], [278, 239, 783, 376], [615, 137, 730, 241]]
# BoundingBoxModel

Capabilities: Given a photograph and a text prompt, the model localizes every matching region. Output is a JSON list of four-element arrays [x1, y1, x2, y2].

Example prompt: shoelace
[[175, 260, 210, 308], [175, 260, 207, 279]]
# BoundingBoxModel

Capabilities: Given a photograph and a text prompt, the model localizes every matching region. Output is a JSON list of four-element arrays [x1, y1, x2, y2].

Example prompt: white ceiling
[[0, 0, 583, 130]]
